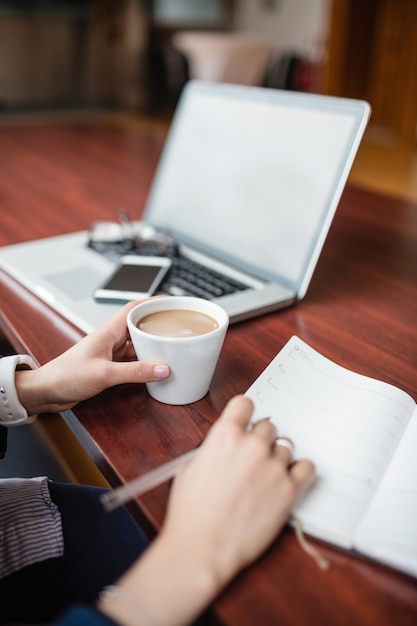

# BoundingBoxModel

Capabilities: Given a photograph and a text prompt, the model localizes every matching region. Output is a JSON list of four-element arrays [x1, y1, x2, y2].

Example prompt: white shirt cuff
[[0, 355, 39, 426]]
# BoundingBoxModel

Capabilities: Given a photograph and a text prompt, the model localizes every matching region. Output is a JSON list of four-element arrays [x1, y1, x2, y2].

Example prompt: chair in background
[[172, 31, 276, 86]]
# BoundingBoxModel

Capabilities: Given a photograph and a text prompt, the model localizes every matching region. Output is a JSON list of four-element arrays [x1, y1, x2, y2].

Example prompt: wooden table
[[1, 119, 416, 625]]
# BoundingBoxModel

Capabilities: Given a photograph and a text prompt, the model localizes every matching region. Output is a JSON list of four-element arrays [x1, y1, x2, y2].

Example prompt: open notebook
[[0, 81, 370, 333], [245, 336, 417, 578]]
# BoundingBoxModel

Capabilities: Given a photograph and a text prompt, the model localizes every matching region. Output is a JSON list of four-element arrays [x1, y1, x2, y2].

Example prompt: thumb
[[106, 361, 170, 386]]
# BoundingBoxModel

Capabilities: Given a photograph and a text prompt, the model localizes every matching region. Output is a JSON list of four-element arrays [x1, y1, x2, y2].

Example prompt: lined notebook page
[[245, 336, 415, 548], [353, 408, 417, 577]]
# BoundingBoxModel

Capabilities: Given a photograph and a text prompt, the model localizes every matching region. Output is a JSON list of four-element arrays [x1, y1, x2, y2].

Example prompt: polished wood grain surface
[[0, 120, 416, 626]]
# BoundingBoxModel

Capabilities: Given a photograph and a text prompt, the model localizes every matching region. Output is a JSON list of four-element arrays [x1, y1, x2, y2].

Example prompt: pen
[[100, 418, 271, 512], [100, 448, 198, 512]]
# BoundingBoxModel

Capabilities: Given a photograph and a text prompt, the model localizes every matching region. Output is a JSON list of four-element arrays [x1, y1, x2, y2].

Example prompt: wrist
[[98, 585, 154, 626], [98, 533, 219, 626], [0, 355, 39, 426]]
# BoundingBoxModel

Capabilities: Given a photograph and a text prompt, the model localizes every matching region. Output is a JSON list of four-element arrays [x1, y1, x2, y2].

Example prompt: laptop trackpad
[[45, 266, 104, 300]]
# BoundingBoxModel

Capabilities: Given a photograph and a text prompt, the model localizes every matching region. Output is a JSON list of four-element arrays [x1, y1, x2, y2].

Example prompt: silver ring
[[275, 437, 294, 457]]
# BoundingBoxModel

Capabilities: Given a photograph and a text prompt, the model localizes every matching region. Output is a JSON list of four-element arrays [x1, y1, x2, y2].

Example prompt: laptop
[[0, 81, 370, 334]]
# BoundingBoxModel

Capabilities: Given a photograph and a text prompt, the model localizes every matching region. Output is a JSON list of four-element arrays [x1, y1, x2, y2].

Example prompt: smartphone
[[94, 256, 172, 303]]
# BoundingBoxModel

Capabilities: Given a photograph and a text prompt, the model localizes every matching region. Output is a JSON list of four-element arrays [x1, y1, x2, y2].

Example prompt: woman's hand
[[161, 395, 315, 586], [15, 300, 170, 415], [101, 396, 315, 626]]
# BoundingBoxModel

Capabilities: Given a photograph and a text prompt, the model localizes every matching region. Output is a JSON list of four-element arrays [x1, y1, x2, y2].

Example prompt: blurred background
[[0, 0, 414, 135], [0, 0, 415, 200]]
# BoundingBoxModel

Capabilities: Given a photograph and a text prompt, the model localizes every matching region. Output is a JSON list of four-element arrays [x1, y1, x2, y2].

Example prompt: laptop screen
[[144, 81, 370, 295]]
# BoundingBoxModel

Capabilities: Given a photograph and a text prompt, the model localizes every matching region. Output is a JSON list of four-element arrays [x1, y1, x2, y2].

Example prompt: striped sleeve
[[0, 476, 64, 579]]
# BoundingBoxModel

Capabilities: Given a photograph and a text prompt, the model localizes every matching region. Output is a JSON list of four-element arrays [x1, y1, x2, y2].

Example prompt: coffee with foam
[[137, 309, 219, 338]]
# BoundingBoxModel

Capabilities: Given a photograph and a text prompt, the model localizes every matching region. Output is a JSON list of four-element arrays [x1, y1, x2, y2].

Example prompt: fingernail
[[154, 364, 170, 379]]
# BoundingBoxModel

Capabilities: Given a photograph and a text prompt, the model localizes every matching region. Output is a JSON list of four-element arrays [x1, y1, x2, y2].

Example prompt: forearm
[[98, 532, 219, 626], [14, 367, 56, 417]]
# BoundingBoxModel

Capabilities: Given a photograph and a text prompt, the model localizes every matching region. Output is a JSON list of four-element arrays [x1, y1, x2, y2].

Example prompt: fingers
[[274, 437, 295, 466], [289, 459, 316, 491], [105, 360, 170, 387], [128, 360, 170, 382], [251, 419, 296, 467], [273, 437, 315, 492], [219, 395, 255, 430], [218, 398, 312, 473], [95, 299, 151, 341], [176, 392, 316, 499], [250, 417, 277, 448]]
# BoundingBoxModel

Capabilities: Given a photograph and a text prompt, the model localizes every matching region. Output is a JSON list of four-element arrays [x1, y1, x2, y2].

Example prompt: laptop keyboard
[[158, 255, 248, 300], [88, 238, 248, 300]]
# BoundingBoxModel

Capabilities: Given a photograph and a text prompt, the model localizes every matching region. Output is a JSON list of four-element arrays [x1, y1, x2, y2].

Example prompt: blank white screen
[[145, 86, 363, 289]]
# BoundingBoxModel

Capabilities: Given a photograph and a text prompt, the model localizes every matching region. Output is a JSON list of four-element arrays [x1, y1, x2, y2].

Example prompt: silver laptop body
[[0, 81, 370, 334]]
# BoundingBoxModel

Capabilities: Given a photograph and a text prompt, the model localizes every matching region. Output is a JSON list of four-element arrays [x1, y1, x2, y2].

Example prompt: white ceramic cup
[[127, 296, 229, 404]]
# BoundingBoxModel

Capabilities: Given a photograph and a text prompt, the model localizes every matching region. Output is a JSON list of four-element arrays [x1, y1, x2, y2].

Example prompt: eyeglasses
[[88, 209, 178, 258]]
